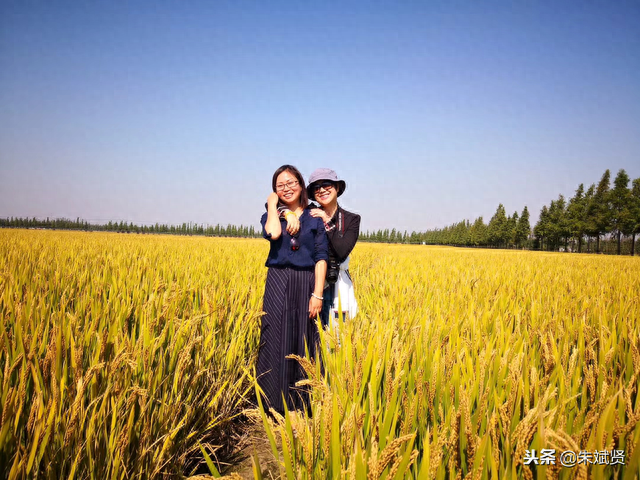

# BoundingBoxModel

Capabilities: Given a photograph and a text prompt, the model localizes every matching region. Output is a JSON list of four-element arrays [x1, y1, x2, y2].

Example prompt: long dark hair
[[272, 165, 308, 208]]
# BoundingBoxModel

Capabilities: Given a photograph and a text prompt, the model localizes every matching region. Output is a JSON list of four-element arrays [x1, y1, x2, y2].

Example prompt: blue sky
[[1, 1, 639, 232]]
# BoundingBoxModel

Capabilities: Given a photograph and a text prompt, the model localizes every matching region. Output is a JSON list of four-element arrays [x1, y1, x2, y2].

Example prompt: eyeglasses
[[276, 180, 299, 192], [313, 181, 335, 192]]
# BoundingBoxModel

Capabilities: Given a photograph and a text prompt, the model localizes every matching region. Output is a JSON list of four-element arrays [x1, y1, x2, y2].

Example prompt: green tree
[[591, 170, 612, 253], [507, 212, 518, 248], [609, 169, 633, 255], [583, 184, 596, 252], [630, 178, 640, 256], [534, 205, 550, 250], [488, 204, 508, 247], [515, 206, 530, 248], [567, 184, 587, 253], [468, 217, 486, 246], [546, 196, 568, 251]]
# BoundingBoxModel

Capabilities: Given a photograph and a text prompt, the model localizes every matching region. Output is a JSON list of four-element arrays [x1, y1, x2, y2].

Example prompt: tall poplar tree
[[547, 195, 568, 251], [609, 169, 632, 254], [534, 205, 550, 250], [507, 212, 518, 247], [567, 184, 587, 252], [488, 204, 508, 247], [583, 184, 596, 252], [515, 206, 530, 248], [468, 217, 487, 246], [630, 178, 640, 256], [592, 170, 612, 253]]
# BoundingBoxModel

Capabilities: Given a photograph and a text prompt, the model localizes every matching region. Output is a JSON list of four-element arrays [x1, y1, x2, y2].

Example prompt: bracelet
[[285, 211, 296, 219], [311, 293, 323, 300]]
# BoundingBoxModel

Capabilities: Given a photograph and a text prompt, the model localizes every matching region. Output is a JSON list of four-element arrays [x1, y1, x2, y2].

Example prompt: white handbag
[[330, 255, 358, 320]]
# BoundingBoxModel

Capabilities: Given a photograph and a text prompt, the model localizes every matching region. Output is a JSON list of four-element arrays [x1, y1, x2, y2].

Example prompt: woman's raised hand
[[267, 192, 279, 209]]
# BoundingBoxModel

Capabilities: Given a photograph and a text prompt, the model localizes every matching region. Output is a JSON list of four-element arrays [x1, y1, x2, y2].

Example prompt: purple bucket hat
[[307, 168, 346, 199]]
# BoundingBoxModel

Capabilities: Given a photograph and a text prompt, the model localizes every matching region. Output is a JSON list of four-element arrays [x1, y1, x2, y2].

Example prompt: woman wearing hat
[[258, 165, 328, 414], [286, 168, 361, 328]]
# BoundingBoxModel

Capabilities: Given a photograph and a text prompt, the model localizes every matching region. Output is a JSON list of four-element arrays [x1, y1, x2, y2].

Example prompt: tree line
[[0, 217, 261, 238], [361, 169, 640, 255], [533, 169, 640, 255], [359, 205, 531, 248]]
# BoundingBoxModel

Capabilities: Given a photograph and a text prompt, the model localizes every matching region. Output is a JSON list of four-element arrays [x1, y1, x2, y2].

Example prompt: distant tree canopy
[[0, 217, 260, 239], [532, 169, 640, 255], [2, 169, 638, 255], [360, 169, 639, 255], [359, 203, 532, 249]]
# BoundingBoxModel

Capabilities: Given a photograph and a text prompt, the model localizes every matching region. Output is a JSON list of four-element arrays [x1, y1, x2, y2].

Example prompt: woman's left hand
[[309, 296, 322, 319], [285, 212, 300, 235]]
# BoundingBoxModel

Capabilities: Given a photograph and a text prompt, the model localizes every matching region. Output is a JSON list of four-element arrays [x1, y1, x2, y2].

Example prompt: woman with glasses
[[308, 169, 361, 327], [258, 165, 328, 414], [284, 168, 361, 328]]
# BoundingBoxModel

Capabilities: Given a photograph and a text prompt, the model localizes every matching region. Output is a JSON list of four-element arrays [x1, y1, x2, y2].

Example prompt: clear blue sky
[[1, 1, 639, 232]]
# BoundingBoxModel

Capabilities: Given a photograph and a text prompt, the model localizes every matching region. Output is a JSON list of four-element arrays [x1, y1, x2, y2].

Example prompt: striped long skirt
[[257, 267, 319, 414]]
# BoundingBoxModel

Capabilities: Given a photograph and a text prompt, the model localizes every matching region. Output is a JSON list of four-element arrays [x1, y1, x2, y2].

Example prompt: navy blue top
[[261, 209, 329, 269]]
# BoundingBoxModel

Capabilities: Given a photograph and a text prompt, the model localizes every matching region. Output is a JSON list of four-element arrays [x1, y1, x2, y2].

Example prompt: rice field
[[1, 230, 639, 479]]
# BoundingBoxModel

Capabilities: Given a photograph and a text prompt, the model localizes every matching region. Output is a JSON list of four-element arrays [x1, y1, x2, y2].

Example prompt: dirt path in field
[[184, 410, 281, 480], [224, 415, 282, 480]]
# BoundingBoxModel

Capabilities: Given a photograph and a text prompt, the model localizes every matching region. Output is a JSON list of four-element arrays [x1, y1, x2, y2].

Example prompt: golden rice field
[[1, 229, 639, 480]]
